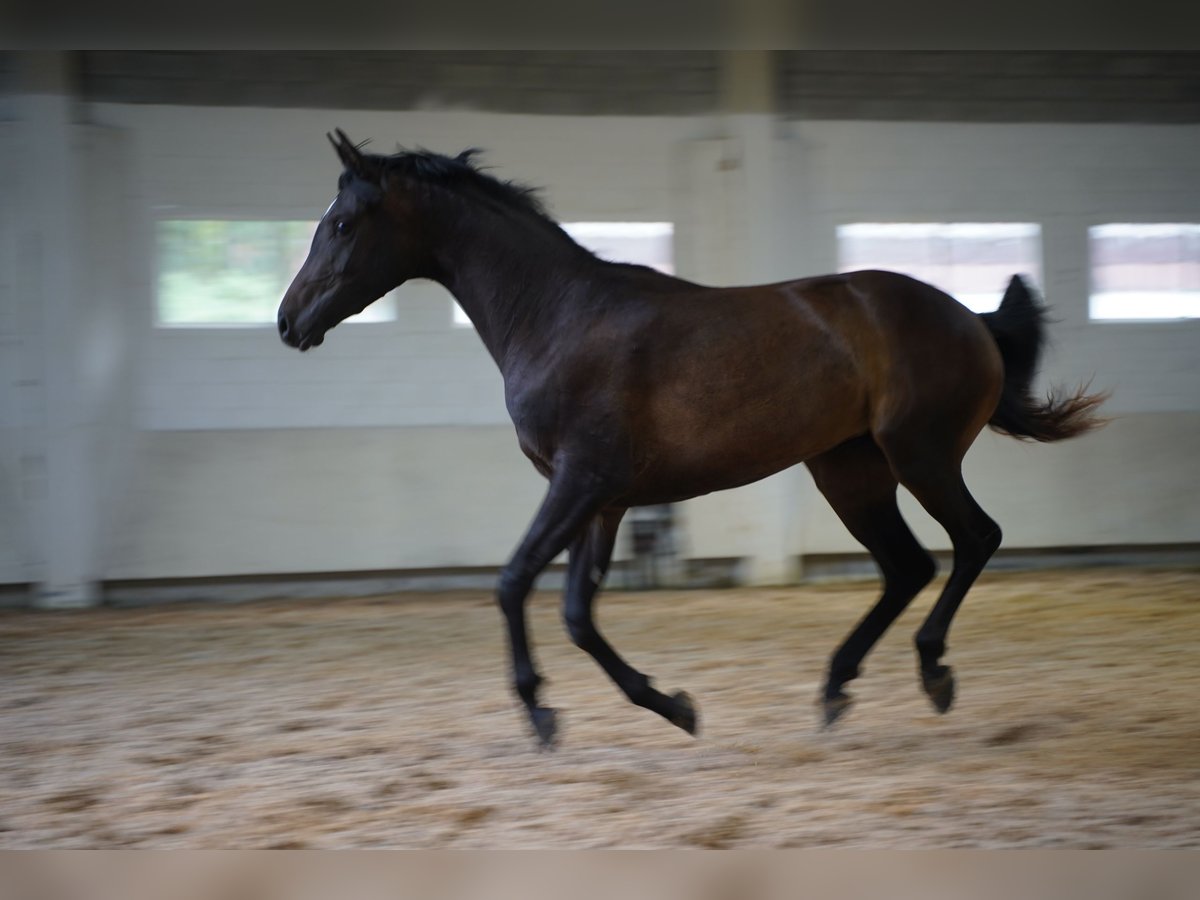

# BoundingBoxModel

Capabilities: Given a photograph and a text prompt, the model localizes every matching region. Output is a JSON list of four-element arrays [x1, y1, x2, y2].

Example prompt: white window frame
[[837, 222, 1043, 314], [1088, 223, 1200, 323]]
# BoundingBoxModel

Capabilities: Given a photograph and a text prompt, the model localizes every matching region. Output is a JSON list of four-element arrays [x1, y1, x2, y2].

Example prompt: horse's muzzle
[[277, 310, 297, 346], [277, 309, 325, 352]]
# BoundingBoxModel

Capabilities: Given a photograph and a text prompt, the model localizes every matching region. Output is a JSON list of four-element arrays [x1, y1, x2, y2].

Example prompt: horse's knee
[[949, 520, 1001, 570], [563, 609, 596, 650], [891, 550, 937, 596], [496, 565, 534, 614], [981, 522, 1003, 558], [915, 550, 938, 587]]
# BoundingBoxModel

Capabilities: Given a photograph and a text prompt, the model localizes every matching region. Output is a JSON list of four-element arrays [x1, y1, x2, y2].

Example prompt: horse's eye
[[335, 219, 352, 236]]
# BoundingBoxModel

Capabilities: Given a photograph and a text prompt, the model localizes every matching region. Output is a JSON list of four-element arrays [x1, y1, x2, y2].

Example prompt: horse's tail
[[979, 275, 1108, 441]]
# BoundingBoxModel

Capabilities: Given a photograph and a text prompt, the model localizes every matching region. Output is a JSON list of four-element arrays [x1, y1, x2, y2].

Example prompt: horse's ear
[[328, 129, 371, 179]]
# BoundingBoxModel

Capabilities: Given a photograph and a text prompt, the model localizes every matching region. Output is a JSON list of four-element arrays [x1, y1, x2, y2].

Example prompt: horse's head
[[277, 130, 421, 351]]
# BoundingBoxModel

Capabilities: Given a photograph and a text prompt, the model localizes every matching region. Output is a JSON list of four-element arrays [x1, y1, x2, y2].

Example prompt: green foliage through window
[[157, 220, 317, 325], [156, 220, 393, 326]]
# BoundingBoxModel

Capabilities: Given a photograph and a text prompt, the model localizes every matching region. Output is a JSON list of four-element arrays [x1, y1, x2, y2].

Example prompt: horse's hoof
[[921, 665, 955, 714], [669, 691, 699, 736], [530, 706, 558, 749], [820, 692, 854, 729]]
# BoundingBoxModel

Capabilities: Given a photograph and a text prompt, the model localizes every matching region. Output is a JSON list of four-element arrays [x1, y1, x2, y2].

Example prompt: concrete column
[[15, 52, 101, 607], [719, 50, 775, 115], [707, 50, 804, 586]]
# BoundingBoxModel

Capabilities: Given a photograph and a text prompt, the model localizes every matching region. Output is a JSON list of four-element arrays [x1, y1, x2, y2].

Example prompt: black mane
[[353, 147, 561, 230]]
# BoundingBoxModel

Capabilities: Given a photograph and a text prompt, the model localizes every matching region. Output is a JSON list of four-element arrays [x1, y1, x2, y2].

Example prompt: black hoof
[[529, 706, 558, 749], [921, 665, 955, 714], [820, 691, 854, 729], [668, 691, 699, 736]]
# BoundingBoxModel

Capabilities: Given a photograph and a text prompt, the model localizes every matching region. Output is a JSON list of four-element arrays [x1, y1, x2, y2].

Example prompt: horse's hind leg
[[562, 508, 697, 735], [878, 436, 1002, 714], [806, 436, 937, 727]]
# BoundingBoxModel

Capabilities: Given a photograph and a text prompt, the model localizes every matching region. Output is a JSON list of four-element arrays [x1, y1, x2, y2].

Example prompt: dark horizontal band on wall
[[60, 50, 1200, 123], [777, 51, 1200, 123], [76, 50, 723, 116], [4, 547, 1194, 609]]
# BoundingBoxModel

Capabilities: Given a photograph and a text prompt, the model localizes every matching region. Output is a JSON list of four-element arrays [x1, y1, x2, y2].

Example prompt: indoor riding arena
[[2, 50, 1198, 850]]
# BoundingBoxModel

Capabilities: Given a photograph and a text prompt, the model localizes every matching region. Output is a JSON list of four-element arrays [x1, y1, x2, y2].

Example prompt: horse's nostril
[[278, 312, 290, 339]]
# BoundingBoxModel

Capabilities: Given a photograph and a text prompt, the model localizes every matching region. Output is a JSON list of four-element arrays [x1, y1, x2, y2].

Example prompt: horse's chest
[[506, 386, 563, 478], [504, 365, 628, 482]]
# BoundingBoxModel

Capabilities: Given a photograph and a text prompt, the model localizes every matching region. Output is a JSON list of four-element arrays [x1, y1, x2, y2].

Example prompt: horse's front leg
[[562, 508, 698, 736], [497, 464, 610, 748]]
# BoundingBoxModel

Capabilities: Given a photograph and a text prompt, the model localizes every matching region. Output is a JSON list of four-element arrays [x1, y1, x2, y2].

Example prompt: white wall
[[5, 104, 1198, 587], [105, 428, 542, 578], [0, 118, 141, 596]]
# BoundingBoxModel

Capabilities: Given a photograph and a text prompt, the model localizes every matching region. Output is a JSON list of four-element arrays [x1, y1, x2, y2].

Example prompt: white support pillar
[[15, 52, 101, 608], [672, 51, 804, 587], [723, 51, 802, 587]]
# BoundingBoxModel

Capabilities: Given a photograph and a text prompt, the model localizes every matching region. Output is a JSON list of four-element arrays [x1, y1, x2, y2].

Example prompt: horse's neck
[[429, 207, 588, 370]]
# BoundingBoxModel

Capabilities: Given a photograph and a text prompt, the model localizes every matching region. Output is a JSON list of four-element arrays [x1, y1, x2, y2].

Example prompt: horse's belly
[[624, 392, 867, 505]]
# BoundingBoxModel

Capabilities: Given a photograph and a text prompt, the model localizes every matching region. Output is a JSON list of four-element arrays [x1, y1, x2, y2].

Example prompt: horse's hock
[[0, 568, 1196, 848]]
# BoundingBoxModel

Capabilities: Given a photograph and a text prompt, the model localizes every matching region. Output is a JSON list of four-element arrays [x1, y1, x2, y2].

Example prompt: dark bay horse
[[278, 131, 1106, 746]]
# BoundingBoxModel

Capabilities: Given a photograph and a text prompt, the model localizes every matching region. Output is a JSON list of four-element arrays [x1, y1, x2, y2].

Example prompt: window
[[1089, 224, 1200, 321], [837, 223, 1042, 313], [156, 219, 392, 326], [452, 222, 674, 326], [561, 221, 675, 273]]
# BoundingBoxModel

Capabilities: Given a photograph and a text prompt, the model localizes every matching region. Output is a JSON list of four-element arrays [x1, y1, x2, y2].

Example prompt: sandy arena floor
[[0, 568, 1197, 848]]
